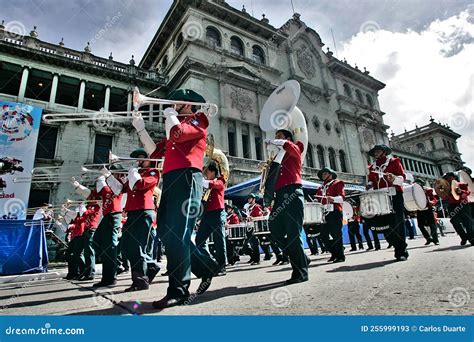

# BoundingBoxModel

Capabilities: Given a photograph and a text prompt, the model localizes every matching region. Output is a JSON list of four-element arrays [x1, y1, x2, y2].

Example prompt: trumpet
[[13, 174, 96, 184], [42, 87, 218, 123], [65, 199, 101, 206]]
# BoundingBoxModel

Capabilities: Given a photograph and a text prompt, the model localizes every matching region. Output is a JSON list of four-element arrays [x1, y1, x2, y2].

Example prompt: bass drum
[[342, 201, 354, 221], [457, 170, 474, 202], [403, 183, 427, 212]]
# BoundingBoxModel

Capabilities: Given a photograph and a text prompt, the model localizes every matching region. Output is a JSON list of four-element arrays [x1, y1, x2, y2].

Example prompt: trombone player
[[132, 89, 219, 309]]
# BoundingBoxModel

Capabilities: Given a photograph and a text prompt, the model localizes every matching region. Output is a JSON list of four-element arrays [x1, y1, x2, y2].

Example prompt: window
[[93, 134, 113, 164], [416, 143, 425, 153], [328, 147, 337, 170], [27, 189, 50, 213], [206, 26, 221, 48], [366, 94, 374, 107], [443, 139, 447, 148], [35, 125, 58, 159], [242, 125, 250, 159], [252, 45, 265, 64], [343, 84, 352, 98], [83, 81, 105, 111], [228, 122, 236, 156], [317, 145, 325, 168], [230, 36, 244, 56], [339, 150, 347, 172], [109, 88, 128, 112], [0, 62, 22, 96], [176, 33, 183, 50], [56, 75, 80, 107], [25, 68, 53, 102], [430, 138, 435, 150], [355, 89, 364, 104], [306, 144, 315, 168], [255, 130, 263, 161], [162, 55, 168, 70]]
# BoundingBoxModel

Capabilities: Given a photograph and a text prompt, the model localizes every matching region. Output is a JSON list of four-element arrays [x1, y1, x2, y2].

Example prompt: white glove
[[101, 166, 111, 178], [75, 184, 91, 199], [106, 174, 123, 196], [70, 177, 80, 188], [128, 167, 142, 190], [266, 139, 287, 146], [202, 179, 210, 189], [132, 112, 145, 132], [392, 175, 404, 186], [96, 176, 107, 193], [164, 107, 180, 139]]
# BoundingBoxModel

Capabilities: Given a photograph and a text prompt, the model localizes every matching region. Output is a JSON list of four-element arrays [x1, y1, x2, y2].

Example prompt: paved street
[[1, 233, 473, 316]]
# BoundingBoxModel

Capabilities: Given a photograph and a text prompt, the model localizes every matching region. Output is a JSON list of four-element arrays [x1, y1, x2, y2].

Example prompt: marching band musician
[[197, 161, 227, 275], [245, 193, 264, 265], [442, 172, 473, 245], [367, 144, 408, 261], [315, 167, 346, 263], [106, 148, 161, 292], [63, 207, 86, 280], [413, 178, 439, 245], [225, 204, 241, 265], [132, 89, 219, 309], [266, 129, 309, 284], [348, 203, 364, 251]]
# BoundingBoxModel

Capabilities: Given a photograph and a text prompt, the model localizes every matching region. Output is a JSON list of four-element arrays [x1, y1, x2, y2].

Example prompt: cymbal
[[434, 179, 450, 200]]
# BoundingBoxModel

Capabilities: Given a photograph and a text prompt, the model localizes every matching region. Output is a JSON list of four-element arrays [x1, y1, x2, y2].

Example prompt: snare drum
[[253, 216, 271, 235], [403, 183, 427, 212], [228, 223, 248, 240], [342, 201, 354, 221], [359, 189, 393, 218], [303, 202, 325, 224]]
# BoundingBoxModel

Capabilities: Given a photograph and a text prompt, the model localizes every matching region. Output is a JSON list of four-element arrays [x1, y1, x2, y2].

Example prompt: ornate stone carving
[[296, 45, 316, 79], [334, 122, 342, 137], [230, 86, 253, 120], [324, 119, 331, 135], [312, 117, 321, 132], [302, 86, 322, 104]]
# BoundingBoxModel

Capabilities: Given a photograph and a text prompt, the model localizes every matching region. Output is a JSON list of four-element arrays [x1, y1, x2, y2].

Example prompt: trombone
[[42, 87, 218, 123]]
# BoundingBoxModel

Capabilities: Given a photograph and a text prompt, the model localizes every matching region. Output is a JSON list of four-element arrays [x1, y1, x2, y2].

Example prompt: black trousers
[[93, 212, 121, 282], [348, 221, 364, 249], [448, 203, 474, 242], [269, 185, 308, 280], [362, 222, 380, 249], [319, 211, 344, 259], [417, 209, 438, 243], [384, 192, 407, 258]]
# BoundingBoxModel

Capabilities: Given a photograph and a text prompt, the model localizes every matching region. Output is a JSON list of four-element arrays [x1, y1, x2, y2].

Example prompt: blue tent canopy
[[225, 177, 365, 202]]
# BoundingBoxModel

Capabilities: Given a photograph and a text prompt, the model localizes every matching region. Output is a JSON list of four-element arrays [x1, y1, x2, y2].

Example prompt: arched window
[[355, 89, 364, 103], [230, 36, 244, 56], [252, 45, 265, 64], [206, 26, 221, 48], [317, 145, 326, 168], [339, 150, 348, 172], [343, 84, 352, 98], [366, 94, 374, 107], [176, 33, 183, 50], [162, 55, 168, 70], [328, 147, 337, 170], [306, 144, 315, 168]]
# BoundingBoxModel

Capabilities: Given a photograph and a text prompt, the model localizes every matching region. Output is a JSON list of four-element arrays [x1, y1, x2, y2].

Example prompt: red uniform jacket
[[205, 176, 226, 212], [368, 156, 406, 193], [83, 204, 101, 229], [351, 206, 361, 222], [248, 203, 263, 218], [424, 187, 438, 208], [150, 112, 208, 175], [123, 168, 160, 212], [69, 216, 85, 239], [275, 141, 303, 191], [97, 186, 123, 216], [227, 213, 240, 225], [315, 179, 345, 212], [447, 182, 470, 205]]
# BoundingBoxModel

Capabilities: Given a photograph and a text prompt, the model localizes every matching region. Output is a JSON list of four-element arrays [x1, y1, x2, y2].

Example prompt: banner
[[0, 102, 43, 220]]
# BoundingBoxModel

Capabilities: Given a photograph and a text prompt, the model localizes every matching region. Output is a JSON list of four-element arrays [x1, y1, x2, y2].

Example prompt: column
[[49, 74, 59, 105], [221, 119, 229, 153], [77, 80, 86, 112], [235, 121, 243, 158], [249, 126, 257, 160], [104, 86, 111, 112], [18, 67, 29, 102]]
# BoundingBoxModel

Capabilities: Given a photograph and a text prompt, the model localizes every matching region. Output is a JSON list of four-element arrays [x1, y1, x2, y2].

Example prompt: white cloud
[[340, 7, 474, 169]]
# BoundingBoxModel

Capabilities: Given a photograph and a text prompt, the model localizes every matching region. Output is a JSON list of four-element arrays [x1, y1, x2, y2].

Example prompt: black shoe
[[285, 277, 308, 285], [161, 270, 169, 276], [247, 259, 254, 264], [460, 239, 467, 246], [358, 245, 364, 250], [250, 261, 260, 265], [366, 247, 374, 251], [152, 296, 188, 309], [469, 239, 474, 246], [63, 274, 76, 280], [434, 241, 440, 245], [264, 255, 272, 261], [124, 284, 149, 292], [93, 280, 117, 287], [424, 240, 431, 245], [78, 275, 94, 281], [147, 265, 160, 284], [310, 251, 319, 255], [216, 268, 226, 276], [117, 266, 127, 275], [396, 256, 407, 261], [387, 244, 393, 249], [273, 255, 283, 265], [349, 248, 357, 252], [196, 277, 212, 295], [332, 257, 345, 263], [327, 255, 336, 262]]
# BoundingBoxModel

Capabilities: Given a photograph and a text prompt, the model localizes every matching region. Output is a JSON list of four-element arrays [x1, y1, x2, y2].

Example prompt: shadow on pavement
[[326, 259, 398, 272]]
